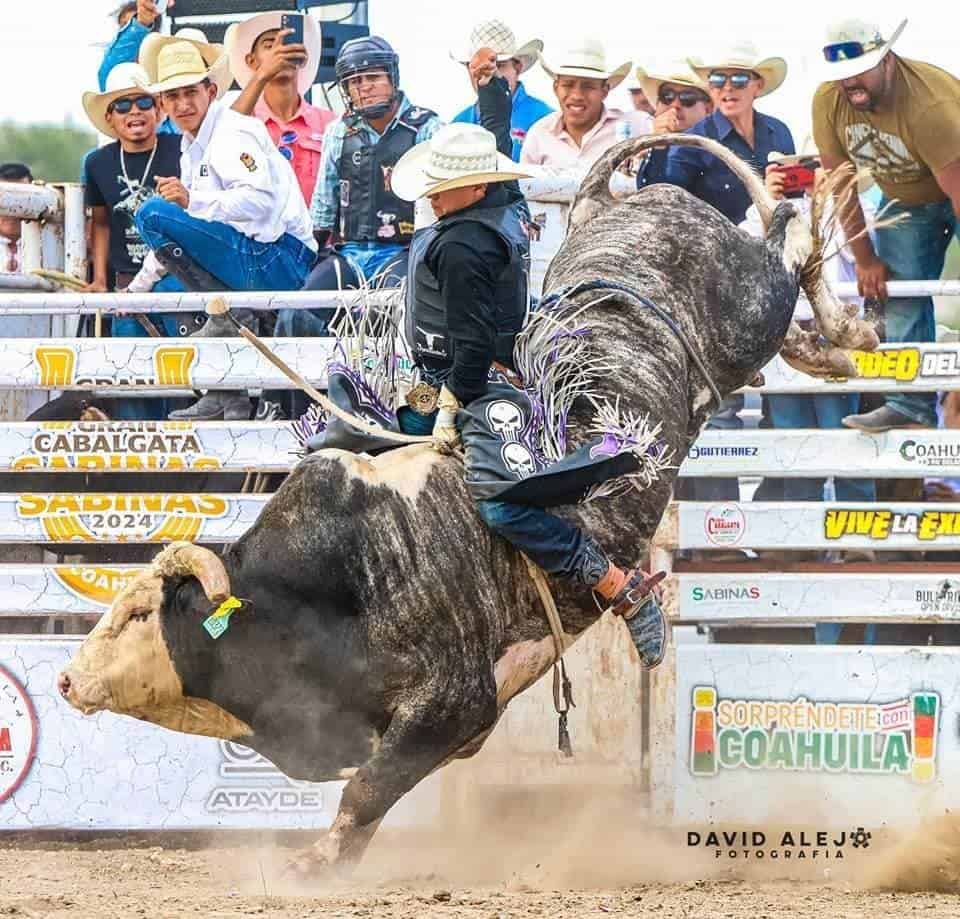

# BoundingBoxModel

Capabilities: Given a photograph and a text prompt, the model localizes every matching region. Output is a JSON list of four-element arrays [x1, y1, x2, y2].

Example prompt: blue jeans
[[768, 393, 876, 502], [876, 198, 957, 426], [476, 499, 608, 586], [135, 198, 316, 292]]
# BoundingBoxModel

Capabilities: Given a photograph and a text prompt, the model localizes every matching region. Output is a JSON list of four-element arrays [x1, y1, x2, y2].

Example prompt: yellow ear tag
[[203, 596, 243, 639]]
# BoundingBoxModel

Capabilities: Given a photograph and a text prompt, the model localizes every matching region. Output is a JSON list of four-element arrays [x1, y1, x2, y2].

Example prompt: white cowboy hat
[[224, 11, 322, 97], [690, 40, 787, 97], [139, 30, 230, 98], [392, 123, 530, 202], [539, 39, 631, 90], [820, 18, 907, 82], [634, 60, 710, 105], [450, 19, 543, 76], [82, 63, 154, 139]]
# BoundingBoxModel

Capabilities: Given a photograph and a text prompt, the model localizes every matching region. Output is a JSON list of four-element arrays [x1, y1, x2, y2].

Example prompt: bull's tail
[[568, 133, 776, 230]]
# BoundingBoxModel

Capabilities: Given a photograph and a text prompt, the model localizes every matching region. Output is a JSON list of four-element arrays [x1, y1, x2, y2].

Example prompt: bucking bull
[[58, 135, 876, 873]]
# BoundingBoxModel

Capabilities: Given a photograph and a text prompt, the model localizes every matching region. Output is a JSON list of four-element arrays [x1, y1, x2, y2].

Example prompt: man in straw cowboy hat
[[224, 10, 335, 204], [661, 40, 794, 226], [655, 41, 795, 508], [82, 63, 181, 299], [387, 122, 667, 669], [811, 18, 960, 433], [520, 38, 632, 170], [634, 59, 711, 188], [451, 19, 552, 162], [124, 31, 317, 421]]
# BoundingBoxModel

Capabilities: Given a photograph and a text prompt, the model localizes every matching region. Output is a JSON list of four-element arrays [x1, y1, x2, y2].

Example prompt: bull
[[57, 135, 875, 873]]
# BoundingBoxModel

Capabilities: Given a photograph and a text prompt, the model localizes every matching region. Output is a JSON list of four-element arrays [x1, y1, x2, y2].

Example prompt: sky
[[2, 0, 956, 146]]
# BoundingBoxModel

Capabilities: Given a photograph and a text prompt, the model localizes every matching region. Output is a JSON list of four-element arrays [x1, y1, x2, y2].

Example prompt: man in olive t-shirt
[[812, 18, 960, 432]]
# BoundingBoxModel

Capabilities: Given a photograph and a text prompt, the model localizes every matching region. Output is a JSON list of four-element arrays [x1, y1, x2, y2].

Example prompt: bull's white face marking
[[501, 442, 536, 478], [486, 400, 524, 439], [781, 214, 814, 275], [61, 566, 251, 740]]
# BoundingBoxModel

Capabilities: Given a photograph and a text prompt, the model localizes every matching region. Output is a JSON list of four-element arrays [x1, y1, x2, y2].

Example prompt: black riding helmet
[[334, 35, 400, 120]]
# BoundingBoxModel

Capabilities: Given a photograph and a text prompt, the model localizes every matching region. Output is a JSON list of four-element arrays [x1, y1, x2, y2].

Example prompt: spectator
[[113, 2, 138, 29], [451, 19, 551, 162], [224, 11, 335, 205], [261, 37, 440, 421], [741, 141, 878, 515], [811, 18, 960, 433], [520, 39, 631, 171], [624, 73, 655, 117], [619, 71, 653, 140], [82, 64, 182, 298], [635, 61, 711, 188], [0, 163, 32, 275], [660, 42, 793, 506], [125, 33, 316, 421], [662, 41, 793, 225], [82, 63, 190, 420]]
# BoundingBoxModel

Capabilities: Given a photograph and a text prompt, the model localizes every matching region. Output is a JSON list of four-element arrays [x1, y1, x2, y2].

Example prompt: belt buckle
[[406, 382, 439, 415]]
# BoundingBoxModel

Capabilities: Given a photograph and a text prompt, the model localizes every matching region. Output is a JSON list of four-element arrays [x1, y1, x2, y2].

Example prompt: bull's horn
[[157, 542, 231, 604], [569, 133, 777, 231]]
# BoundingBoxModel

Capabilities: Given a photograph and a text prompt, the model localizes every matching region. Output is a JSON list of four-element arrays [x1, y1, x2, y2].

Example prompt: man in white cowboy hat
[[659, 40, 794, 227], [123, 32, 316, 421], [451, 19, 552, 162], [520, 38, 632, 170], [224, 11, 335, 204], [811, 19, 960, 434], [655, 41, 795, 506], [634, 60, 712, 188], [388, 121, 667, 668]]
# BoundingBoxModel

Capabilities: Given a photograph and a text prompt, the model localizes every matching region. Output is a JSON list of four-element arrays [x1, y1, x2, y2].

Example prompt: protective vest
[[405, 202, 530, 368], [338, 103, 436, 245]]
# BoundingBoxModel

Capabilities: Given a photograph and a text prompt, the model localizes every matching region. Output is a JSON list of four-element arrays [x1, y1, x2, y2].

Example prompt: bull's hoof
[[282, 849, 334, 881]]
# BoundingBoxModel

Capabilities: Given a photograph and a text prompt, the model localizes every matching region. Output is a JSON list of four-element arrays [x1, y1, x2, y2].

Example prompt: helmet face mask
[[335, 36, 400, 120]]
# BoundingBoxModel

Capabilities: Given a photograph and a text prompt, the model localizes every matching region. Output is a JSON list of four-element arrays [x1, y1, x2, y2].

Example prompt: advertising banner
[[0, 421, 299, 473], [11, 339, 337, 390], [0, 493, 267, 544], [680, 429, 960, 478], [0, 638, 439, 829], [0, 564, 142, 615], [671, 573, 960, 623], [746, 345, 960, 394], [679, 502, 960, 551], [673, 644, 960, 824]]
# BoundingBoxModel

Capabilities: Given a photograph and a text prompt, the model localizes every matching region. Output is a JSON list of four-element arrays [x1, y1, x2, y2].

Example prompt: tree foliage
[[0, 121, 97, 184]]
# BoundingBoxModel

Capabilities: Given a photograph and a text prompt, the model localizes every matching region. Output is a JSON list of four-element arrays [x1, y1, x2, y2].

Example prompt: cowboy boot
[[609, 569, 668, 669], [154, 243, 254, 421]]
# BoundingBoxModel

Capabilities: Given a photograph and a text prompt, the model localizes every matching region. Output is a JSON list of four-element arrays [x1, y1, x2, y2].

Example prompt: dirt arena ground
[[3, 792, 960, 918]]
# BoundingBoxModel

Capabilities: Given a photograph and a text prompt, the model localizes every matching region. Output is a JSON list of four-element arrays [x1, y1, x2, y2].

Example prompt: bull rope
[[539, 279, 724, 410], [522, 555, 575, 758]]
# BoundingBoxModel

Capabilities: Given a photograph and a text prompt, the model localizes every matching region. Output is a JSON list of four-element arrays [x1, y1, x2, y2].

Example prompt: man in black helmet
[[262, 36, 441, 420]]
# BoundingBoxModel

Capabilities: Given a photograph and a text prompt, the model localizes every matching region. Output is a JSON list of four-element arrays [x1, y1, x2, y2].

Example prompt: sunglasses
[[658, 88, 707, 108], [107, 95, 156, 115], [823, 38, 883, 63], [707, 71, 754, 90], [278, 129, 298, 161]]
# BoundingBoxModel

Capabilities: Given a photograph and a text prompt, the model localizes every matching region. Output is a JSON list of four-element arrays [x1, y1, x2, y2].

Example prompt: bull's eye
[[129, 611, 153, 623]]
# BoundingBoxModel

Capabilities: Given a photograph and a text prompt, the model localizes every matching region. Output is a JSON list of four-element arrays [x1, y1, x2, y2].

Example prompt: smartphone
[[280, 13, 305, 50], [780, 161, 818, 197]]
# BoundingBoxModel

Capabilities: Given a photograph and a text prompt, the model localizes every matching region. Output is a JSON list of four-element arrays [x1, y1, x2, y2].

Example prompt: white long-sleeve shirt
[[128, 100, 316, 292]]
